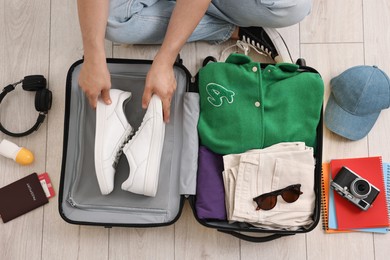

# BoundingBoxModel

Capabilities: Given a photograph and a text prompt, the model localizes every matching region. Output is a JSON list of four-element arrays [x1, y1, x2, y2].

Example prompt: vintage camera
[[330, 166, 380, 211]]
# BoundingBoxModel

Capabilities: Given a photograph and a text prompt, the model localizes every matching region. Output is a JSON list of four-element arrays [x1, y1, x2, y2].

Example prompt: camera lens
[[350, 178, 371, 199]]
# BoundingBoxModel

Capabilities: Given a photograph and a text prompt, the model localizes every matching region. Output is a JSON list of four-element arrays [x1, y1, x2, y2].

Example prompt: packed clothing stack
[[195, 53, 324, 231]]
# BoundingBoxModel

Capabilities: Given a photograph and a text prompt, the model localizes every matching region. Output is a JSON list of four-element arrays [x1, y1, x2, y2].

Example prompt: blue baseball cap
[[325, 65, 390, 140]]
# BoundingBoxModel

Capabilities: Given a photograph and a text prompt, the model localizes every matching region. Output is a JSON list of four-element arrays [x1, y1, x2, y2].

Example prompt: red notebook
[[330, 156, 389, 230]]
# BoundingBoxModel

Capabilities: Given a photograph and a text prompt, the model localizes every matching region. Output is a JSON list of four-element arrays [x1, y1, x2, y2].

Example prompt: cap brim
[[324, 93, 380, 141]]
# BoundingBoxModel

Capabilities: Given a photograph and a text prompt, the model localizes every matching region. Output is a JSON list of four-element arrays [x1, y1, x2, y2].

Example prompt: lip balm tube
[[0, 139, 34, 165]]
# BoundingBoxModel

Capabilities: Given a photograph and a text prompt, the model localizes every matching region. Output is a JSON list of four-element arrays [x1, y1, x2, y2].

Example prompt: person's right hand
[[142, 58, 177, 123], [78, 57, 112, 108]]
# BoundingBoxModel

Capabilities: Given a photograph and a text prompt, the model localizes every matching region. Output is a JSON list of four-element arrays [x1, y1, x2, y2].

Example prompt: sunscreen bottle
[[0, 139, 34, 165]]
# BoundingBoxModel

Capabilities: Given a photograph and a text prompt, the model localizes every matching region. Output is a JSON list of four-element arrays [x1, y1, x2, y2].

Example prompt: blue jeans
[[106, 0, 312, 44]]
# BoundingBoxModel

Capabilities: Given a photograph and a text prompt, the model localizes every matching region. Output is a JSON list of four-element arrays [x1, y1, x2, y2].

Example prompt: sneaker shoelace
[[117, 112, 149, 168], [219, 40, 267, 61], [112, 128, 134, 168], [241, 35, 273, 57]]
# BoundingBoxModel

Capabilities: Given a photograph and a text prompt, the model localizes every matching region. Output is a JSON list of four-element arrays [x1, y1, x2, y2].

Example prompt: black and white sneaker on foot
[[238, 27, 292, 63]]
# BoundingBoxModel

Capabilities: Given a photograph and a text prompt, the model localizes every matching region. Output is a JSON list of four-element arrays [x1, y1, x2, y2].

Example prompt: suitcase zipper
[[66, 196, 168, 214], [67, 197, 76, 207]]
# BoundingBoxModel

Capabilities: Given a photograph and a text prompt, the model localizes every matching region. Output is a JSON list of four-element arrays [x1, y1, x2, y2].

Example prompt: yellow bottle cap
[[15, 147, 34, 165]]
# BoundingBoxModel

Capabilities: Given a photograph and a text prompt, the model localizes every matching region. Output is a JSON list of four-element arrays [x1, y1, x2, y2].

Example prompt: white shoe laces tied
[[219, 39, 268, 61]]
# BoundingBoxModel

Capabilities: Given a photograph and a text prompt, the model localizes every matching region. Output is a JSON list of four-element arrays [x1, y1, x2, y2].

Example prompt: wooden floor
[[1, 0, 390, 259]]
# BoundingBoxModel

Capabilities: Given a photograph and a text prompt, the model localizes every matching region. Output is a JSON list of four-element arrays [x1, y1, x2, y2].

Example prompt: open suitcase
[[59, 54, 324, 242]]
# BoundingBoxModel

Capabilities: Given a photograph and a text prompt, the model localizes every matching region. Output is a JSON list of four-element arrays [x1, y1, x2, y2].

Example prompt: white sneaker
[[94, 89, 133, 195], [122, 95, 165, 197]]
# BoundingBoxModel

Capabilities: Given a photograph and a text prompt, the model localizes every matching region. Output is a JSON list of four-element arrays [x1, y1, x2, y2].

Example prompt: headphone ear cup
[[22, 75, 47, 91], [35, 89, 52, 112]]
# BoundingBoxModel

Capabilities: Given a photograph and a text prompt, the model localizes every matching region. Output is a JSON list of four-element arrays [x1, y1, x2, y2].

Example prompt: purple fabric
[[195, 146, 227, 220]]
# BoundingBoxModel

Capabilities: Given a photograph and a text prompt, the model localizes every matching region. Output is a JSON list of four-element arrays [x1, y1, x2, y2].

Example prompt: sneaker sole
[[143, 96, 165, 197], [263, 28, 293, 63]]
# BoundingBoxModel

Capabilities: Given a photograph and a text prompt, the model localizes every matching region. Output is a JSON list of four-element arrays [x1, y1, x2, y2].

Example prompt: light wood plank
[[79, 227, 110, 260], [2, 0, 390, 258], [302, 43, 376, 260], [370, 108, 390, 260], [241, 234, 306, 260], [0, 1, 50, 259], [301, 42, 368, 162], [363, 1, 390, 259], [109, 226, 174, 260], [278, 24, 300, 62], [43, 1, 111, 260], [175, 203, 239, 260], [114, 44, 160, 60], [301, 0, 363, 43]]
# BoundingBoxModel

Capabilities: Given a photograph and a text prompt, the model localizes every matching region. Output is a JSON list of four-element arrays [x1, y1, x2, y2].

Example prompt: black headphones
[[0, 75, 52, 137]]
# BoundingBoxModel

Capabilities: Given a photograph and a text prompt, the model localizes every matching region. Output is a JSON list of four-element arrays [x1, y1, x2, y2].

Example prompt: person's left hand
[[142, 58, 177, 123]]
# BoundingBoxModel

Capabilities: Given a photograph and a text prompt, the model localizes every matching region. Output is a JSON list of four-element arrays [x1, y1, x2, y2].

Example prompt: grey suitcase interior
[[59, 57, 323, 242], [59, 59, 199, 226]]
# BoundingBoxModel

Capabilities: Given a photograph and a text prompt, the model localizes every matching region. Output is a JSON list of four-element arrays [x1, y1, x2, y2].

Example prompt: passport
[[0, 173, 48, 223]]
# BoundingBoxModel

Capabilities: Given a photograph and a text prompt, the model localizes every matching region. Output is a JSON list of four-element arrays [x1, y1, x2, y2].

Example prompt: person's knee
[[106, 21, 126, 44], [106, 15, 168, 45], [286, 0, 312, 25], [267, 0, 312, 27], [224, 0, 312, 28]]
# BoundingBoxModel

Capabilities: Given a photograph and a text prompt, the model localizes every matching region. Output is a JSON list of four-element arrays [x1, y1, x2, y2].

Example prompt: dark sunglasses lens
[[281, 190, 301, 203], [257, 195, 277, 210]]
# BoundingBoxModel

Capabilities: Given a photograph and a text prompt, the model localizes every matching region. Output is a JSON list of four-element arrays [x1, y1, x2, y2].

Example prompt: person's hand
[[142, 59, 177, 123], [78, 57, 112, 108]]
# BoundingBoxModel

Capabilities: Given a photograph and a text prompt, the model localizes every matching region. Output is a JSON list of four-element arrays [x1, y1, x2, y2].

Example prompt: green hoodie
[[197, 53, 324, 155]]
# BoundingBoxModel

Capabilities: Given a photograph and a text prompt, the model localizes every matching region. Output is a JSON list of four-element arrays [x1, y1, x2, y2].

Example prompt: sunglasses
[[253, 184, 303, 211]]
